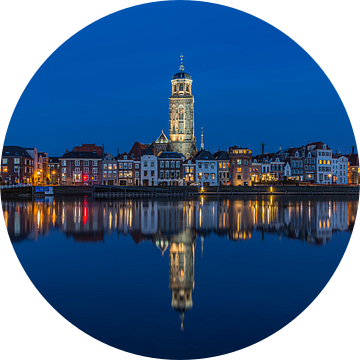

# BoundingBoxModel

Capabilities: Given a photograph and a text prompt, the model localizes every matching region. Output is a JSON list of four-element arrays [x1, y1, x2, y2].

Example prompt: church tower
[[169, 54, 197, 159]]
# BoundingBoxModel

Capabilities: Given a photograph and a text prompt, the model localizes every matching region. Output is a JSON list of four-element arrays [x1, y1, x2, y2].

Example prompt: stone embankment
[[1, 184, 359, 199]]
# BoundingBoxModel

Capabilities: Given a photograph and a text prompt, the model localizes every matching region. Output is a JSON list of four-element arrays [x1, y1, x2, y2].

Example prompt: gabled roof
[[253, 153, 276, 163], [129, 141, 147, 158], [306, 141, 331, 151], [194, 149, 215, 161], [142, 146, 156, 156], [213, 150, 229, 160], [344, 153, 359, 166], [183, 158, 196, 164], [2, 146, 32, 158], [155, 130, 170, 144], [60, 151, 102, 159], [116, 152, 131, 160]]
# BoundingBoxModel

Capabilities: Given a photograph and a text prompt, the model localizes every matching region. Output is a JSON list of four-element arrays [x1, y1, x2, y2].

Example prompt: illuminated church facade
[[168, 55, 197, 159]]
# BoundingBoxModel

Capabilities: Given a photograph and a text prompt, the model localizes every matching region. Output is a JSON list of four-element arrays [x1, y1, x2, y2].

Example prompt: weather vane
[[179, 53, 185, 72]]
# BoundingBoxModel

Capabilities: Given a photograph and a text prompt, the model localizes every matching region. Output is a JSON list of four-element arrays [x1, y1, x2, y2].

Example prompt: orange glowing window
[[179, 269, 184, 278]]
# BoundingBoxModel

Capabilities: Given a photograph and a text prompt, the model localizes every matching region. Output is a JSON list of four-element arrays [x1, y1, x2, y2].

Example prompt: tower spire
[[179, 53, 185, 72], [201, 127, 204, 150]]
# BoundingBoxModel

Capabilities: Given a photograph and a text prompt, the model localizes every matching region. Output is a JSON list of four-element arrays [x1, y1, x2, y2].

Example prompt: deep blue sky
[[4, 1, 356, 157]]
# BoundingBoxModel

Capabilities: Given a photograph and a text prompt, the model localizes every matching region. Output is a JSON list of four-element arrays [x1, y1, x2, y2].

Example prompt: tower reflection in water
[[2, 196, 358, 329], [169, 229, 196, 330]]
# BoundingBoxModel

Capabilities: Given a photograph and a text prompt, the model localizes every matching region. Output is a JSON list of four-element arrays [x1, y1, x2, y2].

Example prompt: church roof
[[172, 71, 191, 80], [155, 130, 169, 144]]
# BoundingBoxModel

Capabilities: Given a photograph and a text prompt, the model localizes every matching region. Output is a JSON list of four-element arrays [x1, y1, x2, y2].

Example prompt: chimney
[[117, 148, 119, 155], [279, 146, 282, 151], [261, 142, 265, 155], [66, 148, 69, 153], [351, 146, 355, 154]]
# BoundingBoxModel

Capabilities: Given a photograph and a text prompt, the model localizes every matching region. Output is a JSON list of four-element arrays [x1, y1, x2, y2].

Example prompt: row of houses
[[1, 141, 359, 186]]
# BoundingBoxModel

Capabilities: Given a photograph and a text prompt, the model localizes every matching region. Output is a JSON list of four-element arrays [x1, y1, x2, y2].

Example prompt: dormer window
[[308, 152, 311, 158], [124, 155, 127, 160], [323, 145, 327, 150], [295, 151, 299, 157]]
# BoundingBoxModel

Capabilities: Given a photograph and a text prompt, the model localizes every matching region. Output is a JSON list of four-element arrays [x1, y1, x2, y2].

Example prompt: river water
[[2, 195, 358, 359]]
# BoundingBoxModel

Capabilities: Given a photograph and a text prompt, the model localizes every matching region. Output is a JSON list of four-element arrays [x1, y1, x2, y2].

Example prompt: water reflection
[[2, 196, 358, 329], [3, 196, 358, 245]]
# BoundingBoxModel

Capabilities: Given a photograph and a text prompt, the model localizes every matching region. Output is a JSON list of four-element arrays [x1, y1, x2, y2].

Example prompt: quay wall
[[1, 185, 359, 199]]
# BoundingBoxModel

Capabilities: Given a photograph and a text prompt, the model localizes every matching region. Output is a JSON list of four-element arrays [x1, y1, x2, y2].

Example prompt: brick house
[[128, 141, 147, 186], [49, 157, 60, 185], [59, 150, 102, 185], [344, 151, 359, 185], [1, 146, 34, 184], [157, 152, 184, 186], [102, 151, 119, 185], [213, 150, 230, 186], [117, 152, 134, 186], [183, 158, 196, 185], [228, 146, 252, 186]]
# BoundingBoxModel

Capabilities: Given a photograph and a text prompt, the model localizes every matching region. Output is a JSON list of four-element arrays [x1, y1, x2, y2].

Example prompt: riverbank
[[1, 184, 359, 199]]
